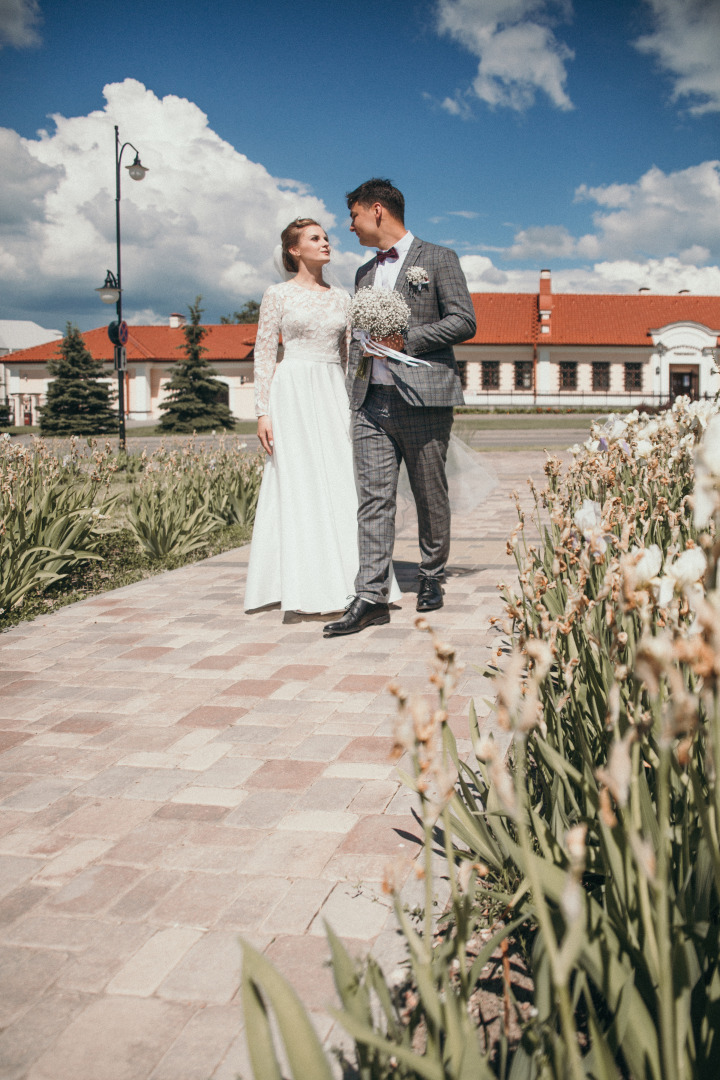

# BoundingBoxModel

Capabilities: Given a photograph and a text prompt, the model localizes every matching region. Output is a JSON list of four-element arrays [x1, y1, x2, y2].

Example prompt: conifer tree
[[159, 298, 235, 433], [40, 323, 118, 436]]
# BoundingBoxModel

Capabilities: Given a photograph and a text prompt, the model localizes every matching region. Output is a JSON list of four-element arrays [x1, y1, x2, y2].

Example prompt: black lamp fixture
[[94, 125, 149, 451]]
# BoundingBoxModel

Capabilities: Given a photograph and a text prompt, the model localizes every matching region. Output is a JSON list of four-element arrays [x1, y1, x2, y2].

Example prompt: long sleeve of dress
[[254, 287, 283, 416], [338, 291, 351, 375]]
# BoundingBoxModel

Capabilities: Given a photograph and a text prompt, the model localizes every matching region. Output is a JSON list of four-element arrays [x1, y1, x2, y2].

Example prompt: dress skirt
[[245, 357, 399, 612]]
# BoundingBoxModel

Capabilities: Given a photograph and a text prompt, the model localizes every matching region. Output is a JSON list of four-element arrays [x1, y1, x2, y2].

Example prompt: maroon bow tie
[[376, 247, 398, 264]]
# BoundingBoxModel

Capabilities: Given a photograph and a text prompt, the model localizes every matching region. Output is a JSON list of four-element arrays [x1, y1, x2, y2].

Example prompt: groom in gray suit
[[324, 179, 476, 637]]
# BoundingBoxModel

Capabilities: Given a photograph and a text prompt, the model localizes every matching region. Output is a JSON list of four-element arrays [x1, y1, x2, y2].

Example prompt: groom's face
[[349, 201, 381, 248]]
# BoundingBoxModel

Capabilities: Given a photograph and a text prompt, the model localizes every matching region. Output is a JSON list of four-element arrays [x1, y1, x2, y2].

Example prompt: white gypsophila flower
[[632, 544, 662, 585], [670, 547, 707, 589], [350, 287, 410, 339], [574, 499, 601, 533], [406, 266, 429, 289]]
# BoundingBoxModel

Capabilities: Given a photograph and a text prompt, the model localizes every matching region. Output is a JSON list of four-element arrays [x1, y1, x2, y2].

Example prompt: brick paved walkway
[[0, 448, 552, 1080]]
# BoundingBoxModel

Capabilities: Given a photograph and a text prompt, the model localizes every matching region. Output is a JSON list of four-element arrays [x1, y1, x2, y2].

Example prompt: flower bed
[[0, 433, 263, 628], [239, 396, 720, 1079]]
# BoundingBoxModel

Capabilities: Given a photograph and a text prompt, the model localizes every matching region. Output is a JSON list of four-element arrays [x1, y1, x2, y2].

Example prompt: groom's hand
[[257, 415, 274, 455], [378, 333, 405, 352]]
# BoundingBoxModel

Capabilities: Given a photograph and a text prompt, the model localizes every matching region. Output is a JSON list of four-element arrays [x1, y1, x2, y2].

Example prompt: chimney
[[678, 289, 690, 295], [538, 269, 552, 334], [638, 287, 650, 293], [169, 312, 186, 328]]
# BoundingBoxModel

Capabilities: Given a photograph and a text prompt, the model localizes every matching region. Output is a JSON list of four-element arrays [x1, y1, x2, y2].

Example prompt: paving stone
[[110, 870, 185, 919], [311, 881, 393, 940], [107, 926, 205, 996], [55, 922, 153, 993], [0, 855, 45, 900], [0, 988, 88, 1080], [47, 864, 143, 915], [0, 883, 47, 927], [339, 814, 422, 856], [59, 798, 159, 838], [5, 914, 105, 952], [34, 838, 114, 882], [263, 934, 338, 1013], [0, 945, 70, 1027], [149, 1003, 243, 1080], [240, 830, 341, 878], [177, 705, 246, 728], [243, 758, 324, 791], [25, 995, 193, 1080], [157, 930, 242, 1004], [221, 678, 284, 697], [1, 778, 78, 811], [152, 872, 241, 927], [276, 809, 358, 834], [259, 878, 334, 935], [154, 802, 230, 823]]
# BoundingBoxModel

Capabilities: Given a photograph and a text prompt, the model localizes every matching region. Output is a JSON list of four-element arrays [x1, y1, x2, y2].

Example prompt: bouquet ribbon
[[353, 330, 431, 368]]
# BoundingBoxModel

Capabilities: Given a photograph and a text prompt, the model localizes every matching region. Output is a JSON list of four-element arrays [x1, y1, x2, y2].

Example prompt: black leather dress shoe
[[416, 578, 444, 612], [323, 597, 390, 637]]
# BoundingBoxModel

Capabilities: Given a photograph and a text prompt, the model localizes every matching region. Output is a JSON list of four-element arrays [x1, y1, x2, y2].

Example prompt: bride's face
[[291, 226, 331, 268]]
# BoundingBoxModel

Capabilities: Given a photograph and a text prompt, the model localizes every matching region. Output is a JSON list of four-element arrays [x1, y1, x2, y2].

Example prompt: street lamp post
[[95, 125, 148, 451]]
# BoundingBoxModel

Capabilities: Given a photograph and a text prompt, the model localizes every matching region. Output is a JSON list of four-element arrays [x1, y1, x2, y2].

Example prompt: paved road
[[8, 419, 597, 456], [0, 449, 548, 1079]]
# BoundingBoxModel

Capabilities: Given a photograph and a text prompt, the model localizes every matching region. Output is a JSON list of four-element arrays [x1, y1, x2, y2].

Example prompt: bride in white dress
[[244, 218, 400, 614]]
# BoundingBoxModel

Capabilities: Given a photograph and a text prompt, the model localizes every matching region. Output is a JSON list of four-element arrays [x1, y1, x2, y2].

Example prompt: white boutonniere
[[406, 266, 429, 292]]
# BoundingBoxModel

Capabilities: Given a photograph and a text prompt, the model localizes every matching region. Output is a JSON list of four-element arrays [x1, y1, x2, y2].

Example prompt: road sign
[[114, 346, 127, 371]]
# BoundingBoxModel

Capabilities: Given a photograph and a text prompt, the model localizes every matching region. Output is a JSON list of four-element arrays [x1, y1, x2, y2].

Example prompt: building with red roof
[[1, 314, 257, 426], [2, 274, 719, 424], [455, 270, 720, 406]]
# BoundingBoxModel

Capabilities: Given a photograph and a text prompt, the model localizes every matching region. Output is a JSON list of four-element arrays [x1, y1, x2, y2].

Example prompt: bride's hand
[[257, 415, 274, 455]]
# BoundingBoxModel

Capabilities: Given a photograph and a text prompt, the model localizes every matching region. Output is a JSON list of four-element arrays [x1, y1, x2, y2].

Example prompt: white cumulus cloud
[[0, 80, 360, 327], [435, 0, 575, 113], [0, 0, 41, 48], [500, 161, 720, 264], [635, 0, 720, 115], [460, 254, 720, 294]]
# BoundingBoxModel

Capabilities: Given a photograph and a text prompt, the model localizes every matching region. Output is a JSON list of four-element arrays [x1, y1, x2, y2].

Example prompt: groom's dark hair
[[346, 179, 405, 224]]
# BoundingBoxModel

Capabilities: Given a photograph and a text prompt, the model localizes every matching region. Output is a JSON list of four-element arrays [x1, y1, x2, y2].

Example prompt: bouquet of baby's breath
[[350, 287, 410, 339]]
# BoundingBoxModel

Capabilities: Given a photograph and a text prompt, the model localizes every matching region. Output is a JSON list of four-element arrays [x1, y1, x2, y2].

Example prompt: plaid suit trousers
[[353, 385, 453, 602]]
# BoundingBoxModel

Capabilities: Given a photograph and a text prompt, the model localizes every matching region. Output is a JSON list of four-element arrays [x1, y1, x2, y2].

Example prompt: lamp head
[[95, 270, 120, 305], [126, 154, 148, 181]]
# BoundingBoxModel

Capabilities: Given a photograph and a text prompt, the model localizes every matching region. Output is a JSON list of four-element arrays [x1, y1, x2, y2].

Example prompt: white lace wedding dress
[[244, 280, 401, 613]]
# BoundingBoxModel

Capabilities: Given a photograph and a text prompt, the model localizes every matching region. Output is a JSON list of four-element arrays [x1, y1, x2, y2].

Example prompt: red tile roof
[[468, 293, 720, 346], [2, 324, 257, 364], [5, 288, 720, 363]]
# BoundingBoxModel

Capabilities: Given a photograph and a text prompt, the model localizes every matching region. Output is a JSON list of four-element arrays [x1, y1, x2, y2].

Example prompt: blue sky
[[1, 0, 719, 329]]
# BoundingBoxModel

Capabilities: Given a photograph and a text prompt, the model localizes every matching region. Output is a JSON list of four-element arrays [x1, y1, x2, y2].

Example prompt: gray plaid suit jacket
[[347, 237, 476, 409]]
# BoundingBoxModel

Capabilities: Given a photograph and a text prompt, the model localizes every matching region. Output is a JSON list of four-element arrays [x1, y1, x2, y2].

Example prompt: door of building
[[669, 365, 699, 400]]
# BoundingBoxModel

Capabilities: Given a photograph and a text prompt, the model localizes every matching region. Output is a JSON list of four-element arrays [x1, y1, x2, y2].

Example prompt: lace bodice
[[254, 281, 351, 416]]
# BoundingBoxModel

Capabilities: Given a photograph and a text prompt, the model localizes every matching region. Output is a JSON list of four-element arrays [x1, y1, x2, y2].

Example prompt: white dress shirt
[[370, 231, 414, 385]]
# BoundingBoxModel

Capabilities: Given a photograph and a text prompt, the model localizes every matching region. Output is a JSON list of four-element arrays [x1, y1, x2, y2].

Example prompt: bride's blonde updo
[[280, 217, 321, 273]]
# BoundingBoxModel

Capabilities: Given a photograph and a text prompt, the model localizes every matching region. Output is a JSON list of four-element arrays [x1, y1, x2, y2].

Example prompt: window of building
[[625, 363, 643, 391], [482, 361, 500, 389], [592, 362, 610, 392], [559, 362, 577, 391], [514, 361, 533, 390], [456, 360, 468, 390]]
